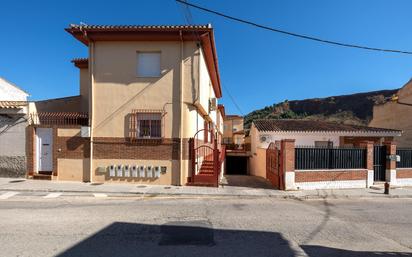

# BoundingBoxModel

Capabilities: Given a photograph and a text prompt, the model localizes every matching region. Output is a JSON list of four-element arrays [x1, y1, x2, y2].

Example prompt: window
[[136, 113, 162, 138], [137, 52, 161, 77]]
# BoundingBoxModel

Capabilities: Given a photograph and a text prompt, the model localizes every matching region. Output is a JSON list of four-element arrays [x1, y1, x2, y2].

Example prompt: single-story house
[[249, 119, 412, 190], [0, 77, 29, 177]]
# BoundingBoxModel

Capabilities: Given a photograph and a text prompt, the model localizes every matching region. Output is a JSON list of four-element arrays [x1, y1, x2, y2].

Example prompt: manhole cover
[[159, 220, 214, 246], [90, 183, 103, 186], [137, 185, 147, 188], [164, 186, 171, 189]]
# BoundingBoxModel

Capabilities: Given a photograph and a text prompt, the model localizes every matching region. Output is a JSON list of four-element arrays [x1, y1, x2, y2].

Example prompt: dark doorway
[[373, 145, 386, 181], [226, 156, 248, 175]]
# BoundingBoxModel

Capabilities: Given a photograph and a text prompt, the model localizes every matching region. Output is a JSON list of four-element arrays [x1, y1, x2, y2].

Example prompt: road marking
[[0, 192, 19, 200], [93, 193, 108, 198], [43, 193, 62, 199]]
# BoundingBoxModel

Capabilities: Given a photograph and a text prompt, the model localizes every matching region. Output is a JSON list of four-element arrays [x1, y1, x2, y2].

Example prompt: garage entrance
[[225, 156, 248, 175]]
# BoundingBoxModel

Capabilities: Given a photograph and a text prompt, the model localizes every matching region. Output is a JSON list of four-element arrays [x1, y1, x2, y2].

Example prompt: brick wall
[[295, 170, 367, 183], [397, 169, 412, 179], [93, 137, 189, 160]]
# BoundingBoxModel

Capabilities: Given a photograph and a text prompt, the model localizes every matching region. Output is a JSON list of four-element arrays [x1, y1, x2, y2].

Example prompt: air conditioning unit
[[154, 166, 161, 178], [139, 165, 145, 177], [116, 164, 123, 177], [259, 134, 271, 143], [123, 165, 130, 177], [146, 166, 153, 178], [209, 98, 217, 111], [109, 165, 115, 177], [131, 165, 138, 177]]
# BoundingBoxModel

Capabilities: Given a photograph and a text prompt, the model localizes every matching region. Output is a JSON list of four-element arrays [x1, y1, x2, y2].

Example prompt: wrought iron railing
[[29, 112, 88, 126], [397, 148, 412, 168], [295, 146, 367, 170]]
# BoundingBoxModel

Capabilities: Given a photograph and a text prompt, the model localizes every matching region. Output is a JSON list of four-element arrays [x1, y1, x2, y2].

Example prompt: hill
[[244, 89, 399, 129]]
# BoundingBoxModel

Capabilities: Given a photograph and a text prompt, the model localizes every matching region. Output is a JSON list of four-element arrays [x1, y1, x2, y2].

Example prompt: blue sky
[[1, 0, 411, 115]]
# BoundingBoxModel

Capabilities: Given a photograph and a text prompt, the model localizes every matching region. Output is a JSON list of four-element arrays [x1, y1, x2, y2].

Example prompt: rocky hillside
[[244, 89, 398, 129]]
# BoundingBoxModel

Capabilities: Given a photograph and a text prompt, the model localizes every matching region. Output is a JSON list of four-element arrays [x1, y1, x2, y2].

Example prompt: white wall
[[0, 78, 28, 101], [256, 132, 340, 149]]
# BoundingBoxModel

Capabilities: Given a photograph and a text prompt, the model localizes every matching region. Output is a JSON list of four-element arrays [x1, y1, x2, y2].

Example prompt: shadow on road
[[54, 221, 412, 257], [55, 221, 301, 257], [301, 245, 412, 257]]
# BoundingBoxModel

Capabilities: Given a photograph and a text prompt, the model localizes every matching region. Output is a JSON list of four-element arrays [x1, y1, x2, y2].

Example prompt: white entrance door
[[37, 128, 53, 172]]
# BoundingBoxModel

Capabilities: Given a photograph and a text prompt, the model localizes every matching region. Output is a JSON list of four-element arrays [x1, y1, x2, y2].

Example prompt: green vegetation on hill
[[244, 89, 398, 129]]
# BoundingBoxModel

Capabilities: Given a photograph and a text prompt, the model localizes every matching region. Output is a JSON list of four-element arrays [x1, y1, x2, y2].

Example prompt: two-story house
[[27, 24, 224, 186], [223, 115, 245, 148]]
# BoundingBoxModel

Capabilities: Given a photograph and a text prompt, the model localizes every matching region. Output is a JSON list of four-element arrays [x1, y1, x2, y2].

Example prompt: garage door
[[226, 156, 248, 175]]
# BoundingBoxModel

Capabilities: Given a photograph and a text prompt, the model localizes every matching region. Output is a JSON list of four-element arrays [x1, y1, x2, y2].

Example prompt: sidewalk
[[1, 178, 412, 199]]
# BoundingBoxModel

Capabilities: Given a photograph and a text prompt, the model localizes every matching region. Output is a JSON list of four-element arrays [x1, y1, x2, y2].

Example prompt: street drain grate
[[159, 220, 214, 246], [164, 186, 171, 189]]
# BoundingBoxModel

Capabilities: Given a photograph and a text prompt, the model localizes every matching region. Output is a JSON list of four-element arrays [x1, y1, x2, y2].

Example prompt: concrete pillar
[[281, 139, 296, 190], [359, 141, 374, 187], [383, 141, 397, 185]]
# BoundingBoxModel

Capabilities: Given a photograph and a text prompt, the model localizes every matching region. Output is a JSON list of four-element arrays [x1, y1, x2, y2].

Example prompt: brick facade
[[397, 169, 412, 179], [93, 137, 189, 160], [295, 170, 367, 183]]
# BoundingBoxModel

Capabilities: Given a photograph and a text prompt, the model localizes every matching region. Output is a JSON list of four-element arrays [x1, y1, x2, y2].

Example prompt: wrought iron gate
[[266, 142, 283, 189], [373, 145, 386, 181]]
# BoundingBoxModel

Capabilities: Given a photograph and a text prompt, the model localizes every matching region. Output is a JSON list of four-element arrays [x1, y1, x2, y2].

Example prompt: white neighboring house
[[249, 119, 402, 178], [0, 77, 29, 177]]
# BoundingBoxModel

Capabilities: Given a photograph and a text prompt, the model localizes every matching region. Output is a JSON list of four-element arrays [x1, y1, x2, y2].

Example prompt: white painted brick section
[[284, 171, 296, 190], [367, 170, 374, 188], [295, 180, 367, 190], [396, 178, 412, 186], [386, 169, 397, 185]]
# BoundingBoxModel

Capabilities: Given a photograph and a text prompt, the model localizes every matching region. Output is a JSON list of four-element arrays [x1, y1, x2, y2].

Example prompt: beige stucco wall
[[57, 128, 81, 137], [79, 68, 90, 113], [370, 81, 412, 147], [89, 40, 220, 185], [250, 147, 266, 178], [57, 158, 89, 181]]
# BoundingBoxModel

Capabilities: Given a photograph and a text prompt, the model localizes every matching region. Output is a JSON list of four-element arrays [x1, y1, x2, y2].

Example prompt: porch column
[[383, 141, 397, 185], [359, 141, 374, 188], [281, 139, 296, 190]]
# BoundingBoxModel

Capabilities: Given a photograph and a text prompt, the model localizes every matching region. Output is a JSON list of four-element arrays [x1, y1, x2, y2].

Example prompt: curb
[[2, 187, 412, 200]]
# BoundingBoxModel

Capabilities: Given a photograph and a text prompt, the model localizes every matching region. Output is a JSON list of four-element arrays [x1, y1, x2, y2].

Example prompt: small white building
[[0, 77, 29, 177], [249, 119, 402, 178]]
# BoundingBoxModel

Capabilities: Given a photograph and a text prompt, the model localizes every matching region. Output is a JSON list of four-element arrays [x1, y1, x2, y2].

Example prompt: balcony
[[29, 112, 88, 126]]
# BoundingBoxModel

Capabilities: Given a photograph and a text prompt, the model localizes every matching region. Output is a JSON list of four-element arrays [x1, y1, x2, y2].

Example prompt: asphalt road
[[0, 194, 411, 257]]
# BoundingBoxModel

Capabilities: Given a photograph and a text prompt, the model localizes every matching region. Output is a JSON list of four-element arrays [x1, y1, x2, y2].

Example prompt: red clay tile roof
[[0, 101, 27, 108], [253, 119, 402, 134], [67, 24, 212, 30], [71, 58, 88, 68]]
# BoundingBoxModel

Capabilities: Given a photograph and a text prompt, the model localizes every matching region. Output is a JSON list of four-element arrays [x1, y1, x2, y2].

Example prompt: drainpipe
[[88, 40, 95, 183], [179, 31, 184, 186]]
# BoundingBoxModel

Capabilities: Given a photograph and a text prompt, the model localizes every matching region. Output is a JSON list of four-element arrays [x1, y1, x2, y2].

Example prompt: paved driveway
[[221, 175, 275, 189]]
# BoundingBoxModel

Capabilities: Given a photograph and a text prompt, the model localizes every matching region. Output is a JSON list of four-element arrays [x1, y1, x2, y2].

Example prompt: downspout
[[88, 40, 95, 183], [179, 31, 184, 186]]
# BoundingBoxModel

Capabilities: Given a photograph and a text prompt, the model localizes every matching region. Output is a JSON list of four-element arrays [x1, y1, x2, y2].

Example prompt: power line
[[176, 0, 412, 55], [223, 85, 244, 116], [176, 0, 246, 116]]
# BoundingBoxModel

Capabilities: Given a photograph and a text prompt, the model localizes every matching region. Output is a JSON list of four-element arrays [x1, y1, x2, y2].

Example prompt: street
[[0, 194, 412, 257]]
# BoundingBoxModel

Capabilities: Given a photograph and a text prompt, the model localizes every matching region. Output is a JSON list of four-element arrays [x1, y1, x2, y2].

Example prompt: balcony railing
[[29, 112, 89, 126]]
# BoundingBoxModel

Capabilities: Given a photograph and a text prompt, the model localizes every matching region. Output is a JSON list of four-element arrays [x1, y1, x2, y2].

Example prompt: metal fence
[[397, 148, 412, 168], [295, 146, 367, 170]]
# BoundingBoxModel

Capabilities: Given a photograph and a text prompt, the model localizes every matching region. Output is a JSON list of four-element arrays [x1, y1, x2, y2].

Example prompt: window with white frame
[[137, 52, 161, 77], [136, 113, 162, 138]]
